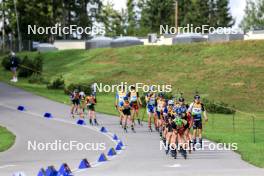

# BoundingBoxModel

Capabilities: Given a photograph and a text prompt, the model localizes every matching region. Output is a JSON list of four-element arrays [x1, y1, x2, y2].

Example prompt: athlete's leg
[[119, 108, 124, 126], [165, 132, 172, 155], [135, 109, 140, 124], [131, 109, 136, 126], [123, 115, 128, 132], [88, 110, 93, 125], [170, 131, 178, 158], [193, 128, 197, 150], [154, 112, 158, 130], [70, 103, 75, 117], [148, 112, 152, 129], [198, 128, 203, 147], [93, 110, 98, 125]]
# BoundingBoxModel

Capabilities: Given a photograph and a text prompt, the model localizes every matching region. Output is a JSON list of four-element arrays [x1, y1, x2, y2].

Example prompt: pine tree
[[215, 0, 235, 27], [127, 0, 137, 35], [100, 2, 127, 37], [140, 0, 175, 33]]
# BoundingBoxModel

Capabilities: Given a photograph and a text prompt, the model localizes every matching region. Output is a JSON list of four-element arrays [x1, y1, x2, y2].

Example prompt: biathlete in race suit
[[120, 97, 135, 132], [145, 91, 158, 132], [188, 95, 208, 149], [127, 86, 142, 126], [79, 91, 86, 118], [115, 86, 127, 126], [156, 93, 167, 136], [70, 89, 81, 118], [171, 118, 188, 159], [175, 97, 193, 152], [163, 99, 175, 155], [86, 94, 98, 125]]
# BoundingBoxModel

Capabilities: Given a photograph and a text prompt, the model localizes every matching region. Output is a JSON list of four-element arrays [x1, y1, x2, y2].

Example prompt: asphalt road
[[0, 82, 263, 176]]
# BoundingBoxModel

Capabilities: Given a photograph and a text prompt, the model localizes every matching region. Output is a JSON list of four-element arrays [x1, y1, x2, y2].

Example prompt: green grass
[[0, 40, 264, 167], [204, 113, 264, 167], [0, 126, 16, 152]]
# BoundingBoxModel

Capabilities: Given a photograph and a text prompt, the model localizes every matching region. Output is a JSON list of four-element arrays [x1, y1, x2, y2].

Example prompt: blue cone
[[98, 153, 107, 162], [100, 126, 107, 133], [107, 147, 117, 156], [118, 141, 124, 147], [44, 112, 52, 118], [79, 158, 91, 169], [113, 134, 118, 141], [58, 163, 72, 176], [37, 168, 45, 176], [77, 119, 86, 125], [17, 105, 25, 111], [45, 166, 57, 176], [115, 143, 122, 151]]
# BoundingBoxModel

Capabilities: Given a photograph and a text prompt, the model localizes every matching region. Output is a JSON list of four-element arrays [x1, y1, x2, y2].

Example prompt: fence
[[1, 40, 35, 53], [205, 103, 263, 144]]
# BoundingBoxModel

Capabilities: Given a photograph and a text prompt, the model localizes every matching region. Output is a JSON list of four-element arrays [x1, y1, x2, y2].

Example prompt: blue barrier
[[113, 134, 118, 141], [115, 143, 122, 151], [100, 126, 107, 133], [58, 163, 72, 176], [37, 168, 45, 176], [98, 153, 107, 162], [107, 147, 117, 156], [76, 119, 86, 125], [118, 141, 124, 147], [45, 166, 58, 176], [79, 158, 91, 169], [17, 105, 25, 111], [44, 112, 53, 118]]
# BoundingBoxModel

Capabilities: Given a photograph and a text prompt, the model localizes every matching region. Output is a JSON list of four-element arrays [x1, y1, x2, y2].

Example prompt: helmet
[[11, 51, 15, 56], [130, 85, 136, 90], [175, 118, 183, 126], [74, 89, 79, 93], [158, 92, 164, 97], [194, 95, 200, 100], [168, 100, 174, 105], [123, 97, 128, 101], [79, 91, 85, 96], [178, 97, 185, 102], [149, 85, 154, 92]]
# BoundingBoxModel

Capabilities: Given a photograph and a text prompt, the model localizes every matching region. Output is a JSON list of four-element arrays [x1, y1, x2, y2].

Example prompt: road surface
[[0, 82, 263, 176]]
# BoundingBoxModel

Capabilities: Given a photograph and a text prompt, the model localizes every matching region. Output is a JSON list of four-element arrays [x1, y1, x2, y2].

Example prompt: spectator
[[10, 52, 19, 82]]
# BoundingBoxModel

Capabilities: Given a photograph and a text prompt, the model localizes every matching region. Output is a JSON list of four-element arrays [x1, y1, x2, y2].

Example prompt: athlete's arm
[[202, 104, 208, 122], [145, 95, 149, 103], [137, 92, 142, 105], [187, 102, 193, 113]]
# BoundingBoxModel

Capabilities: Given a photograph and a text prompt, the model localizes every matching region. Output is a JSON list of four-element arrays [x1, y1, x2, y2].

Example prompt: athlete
[[115, 86, 127, 126], [79, 91, 86, 118], [163, 99, 175, 155], [145, 91, 158, 132], [70, 89, 80, 118], [120, 97, 135, 132], [86, 93, 98, 125], [188, 95, 208, 150], [175, 97, 193, 152], [9, 52, 19, 82], [156, 93, 167, 136], [171, 118, 188, 159], [127, 86, 142, 126]]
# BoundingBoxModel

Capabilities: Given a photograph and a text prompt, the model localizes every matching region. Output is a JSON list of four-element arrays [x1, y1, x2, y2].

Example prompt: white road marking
[[0, 103, 125, 174], [165, 164, 181, 168], [0, 164, 17, 169]]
